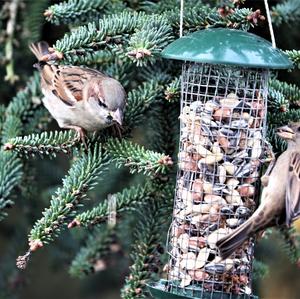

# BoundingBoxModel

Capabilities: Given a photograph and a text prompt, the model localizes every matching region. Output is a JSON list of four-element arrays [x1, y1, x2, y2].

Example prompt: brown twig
[[4, 0, 20, 84]]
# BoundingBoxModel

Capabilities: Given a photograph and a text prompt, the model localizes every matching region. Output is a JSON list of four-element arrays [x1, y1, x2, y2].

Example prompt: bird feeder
[[147, 28, 292, 299]]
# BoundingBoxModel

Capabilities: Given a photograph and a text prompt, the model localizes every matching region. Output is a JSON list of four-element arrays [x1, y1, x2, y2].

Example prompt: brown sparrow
[[29, 42, 126, 142], [217, 123, 300, 259]]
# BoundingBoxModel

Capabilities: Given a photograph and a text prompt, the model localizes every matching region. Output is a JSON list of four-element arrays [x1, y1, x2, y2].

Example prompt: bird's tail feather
[[216, 220, 253, 260], [29, 41, 49, 61]]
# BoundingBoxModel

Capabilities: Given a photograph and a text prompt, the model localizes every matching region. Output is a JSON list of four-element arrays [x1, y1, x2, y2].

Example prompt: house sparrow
[[217, 123, 300, 259], [29, 42, 126, 142]]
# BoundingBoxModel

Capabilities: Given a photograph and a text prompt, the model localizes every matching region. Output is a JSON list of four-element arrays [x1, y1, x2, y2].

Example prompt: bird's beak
[[277, 125, 295, 140], [112, 108, 122, 126]]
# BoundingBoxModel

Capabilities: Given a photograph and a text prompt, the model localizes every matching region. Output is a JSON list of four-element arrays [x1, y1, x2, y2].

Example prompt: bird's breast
[[71, 102, 108, 131], [42, 90, 108, 132]]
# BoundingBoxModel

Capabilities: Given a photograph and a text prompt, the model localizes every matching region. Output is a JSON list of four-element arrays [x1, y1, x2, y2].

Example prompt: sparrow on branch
[[30, 42, 126, 144], [217, 123, 300, 259]]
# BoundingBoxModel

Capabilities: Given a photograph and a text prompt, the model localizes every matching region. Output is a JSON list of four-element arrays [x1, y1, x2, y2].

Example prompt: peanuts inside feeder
[[147, 29, 292, 299]]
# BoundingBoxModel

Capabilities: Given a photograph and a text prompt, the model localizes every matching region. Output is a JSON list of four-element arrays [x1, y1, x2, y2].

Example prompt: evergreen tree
[[0, 0, 300, 298]]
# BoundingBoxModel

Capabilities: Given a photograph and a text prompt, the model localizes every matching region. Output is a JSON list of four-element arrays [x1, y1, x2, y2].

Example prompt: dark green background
[[0, 1, 300, 298]]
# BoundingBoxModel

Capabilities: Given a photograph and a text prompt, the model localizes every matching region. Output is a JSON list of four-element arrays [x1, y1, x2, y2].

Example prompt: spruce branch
[[165, 77, 180, 102], [271, 0, 300, 26], [0, 105, 6, 136], [267, 125, 287, 154], [2, 116, 22, 146], [0, 73, 42, 220], [268, 87, 290, 113], [69, 183, 153, 227], [267, 78, 300, 150], [45, 0, 126, 25], [144, 101, 179, 154], [50, 7, 258, 66], [2, 72, 42, 143], [215, 0, 245, 10], [23, 107, 51, 134], [268, 109, 300, 128], [121, 199, 172, 299], [4, 130, 79, 158], [23, 0, 49, 42], [138, 63, 173, 84], [0, 151, 23, 220], [59, 49, 113, 66], [142, 1, 258, 31], [104, 60, 135, 89], [267, 108, 300, 152], [27, 144, 109, 251], [279, 226, 300, 264], [126, 16, 173, 66], [269, 79, 300, 108], [105, 138, 173, 176], [253, 260, 269, 280], [141, 0, 203, 14], [69, 225, 115, 278], [53, 11, 150, 63], [165, 6, 260, 32], [124, 80, 164, 131], [19, 162, 39, 203], [285, 50, 300, 69]]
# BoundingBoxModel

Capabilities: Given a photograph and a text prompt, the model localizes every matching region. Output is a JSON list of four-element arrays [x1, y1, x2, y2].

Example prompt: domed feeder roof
[[161, 28, 292, 69]]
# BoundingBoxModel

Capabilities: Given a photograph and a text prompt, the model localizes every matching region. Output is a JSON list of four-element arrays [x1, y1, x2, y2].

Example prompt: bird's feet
[[112, 123, 124, 138], [65, 126, 87, 149], [260, 140, 276, 187]]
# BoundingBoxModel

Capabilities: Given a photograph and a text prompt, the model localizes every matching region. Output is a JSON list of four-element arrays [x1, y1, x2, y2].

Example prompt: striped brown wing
[[42, 65, 105, 106]]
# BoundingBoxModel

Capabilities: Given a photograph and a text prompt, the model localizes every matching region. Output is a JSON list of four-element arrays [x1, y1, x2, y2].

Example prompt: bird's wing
[[286, 152, 300, 225], [83, 76, 108, 108], [42, 65, 105, 106]]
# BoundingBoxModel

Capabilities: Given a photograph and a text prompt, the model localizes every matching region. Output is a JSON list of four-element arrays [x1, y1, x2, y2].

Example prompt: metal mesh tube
[[165, 63, 269, 298]]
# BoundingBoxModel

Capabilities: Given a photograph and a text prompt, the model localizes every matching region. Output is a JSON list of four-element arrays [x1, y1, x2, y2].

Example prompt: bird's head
[[85, 78, 125, 127], [277, 122, 300, 144], [89, 96, 123, 127]]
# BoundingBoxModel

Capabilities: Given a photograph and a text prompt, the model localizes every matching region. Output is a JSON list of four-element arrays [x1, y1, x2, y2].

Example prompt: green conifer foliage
[[0, 0, 300, 298]]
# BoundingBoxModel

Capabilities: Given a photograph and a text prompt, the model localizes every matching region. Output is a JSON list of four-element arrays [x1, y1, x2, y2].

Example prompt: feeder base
[[147, 280, 259, 299]]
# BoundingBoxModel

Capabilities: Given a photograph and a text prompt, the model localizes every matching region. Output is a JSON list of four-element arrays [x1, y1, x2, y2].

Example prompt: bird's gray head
[[88, 96, 123, 127], [277, 122, 300, 145], [85, 77, 125, 127]]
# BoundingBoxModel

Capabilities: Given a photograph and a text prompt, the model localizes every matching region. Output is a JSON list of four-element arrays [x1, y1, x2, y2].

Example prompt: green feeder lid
[[161, 28, 292, 69]]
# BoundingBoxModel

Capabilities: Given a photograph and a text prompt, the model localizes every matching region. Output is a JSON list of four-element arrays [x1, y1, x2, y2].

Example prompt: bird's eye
[[98, 99, 107, 108], [297, 127, 300, 132], [106, 114, 113, 122]]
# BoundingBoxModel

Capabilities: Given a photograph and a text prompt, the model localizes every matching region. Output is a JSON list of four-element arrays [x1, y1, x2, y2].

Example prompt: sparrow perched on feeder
[[217, 123, 300, 259], [29, 42, 126, 143]]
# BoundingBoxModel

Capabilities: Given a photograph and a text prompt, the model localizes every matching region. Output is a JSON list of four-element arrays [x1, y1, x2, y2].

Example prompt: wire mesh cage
[[163, 62, 268, 298], [147, 29, 292, 299]]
